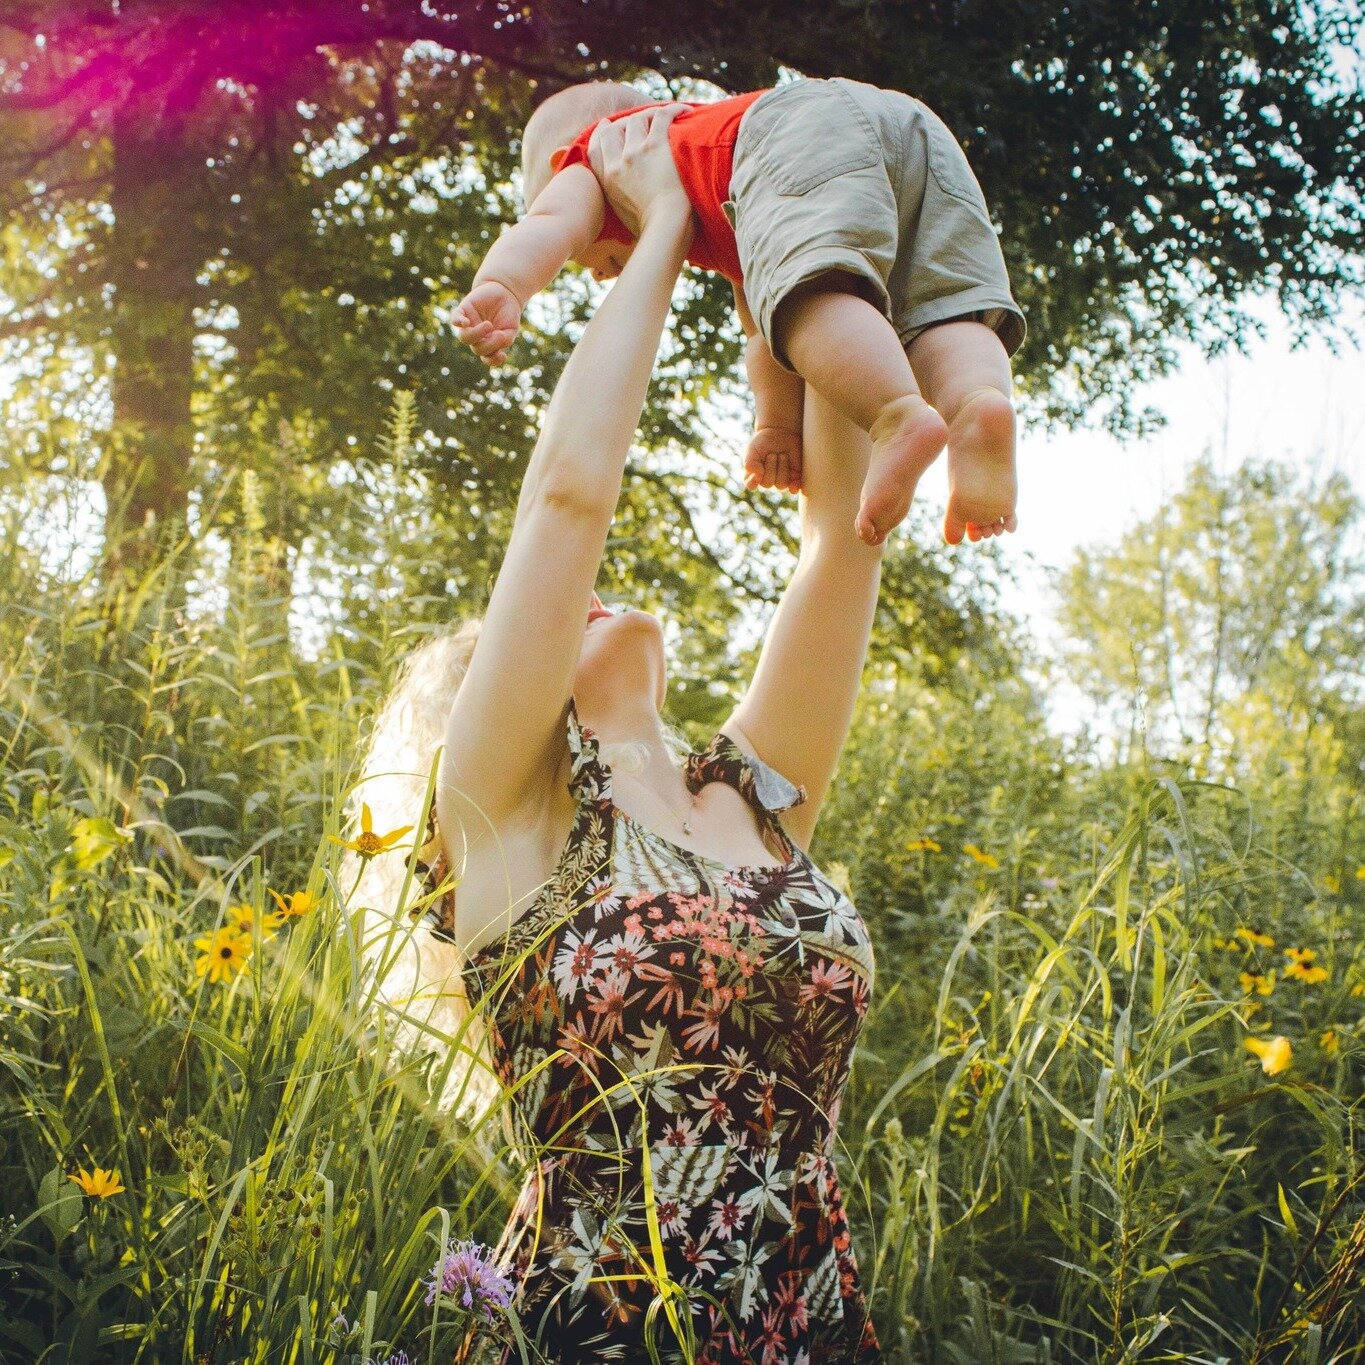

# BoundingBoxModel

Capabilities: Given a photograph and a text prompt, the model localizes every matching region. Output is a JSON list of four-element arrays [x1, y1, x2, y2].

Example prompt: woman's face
[[574, 592, 667, 712]]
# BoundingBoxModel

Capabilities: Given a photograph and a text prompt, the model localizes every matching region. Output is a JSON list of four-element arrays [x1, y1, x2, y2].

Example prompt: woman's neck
[[576, 693, 667, 751]]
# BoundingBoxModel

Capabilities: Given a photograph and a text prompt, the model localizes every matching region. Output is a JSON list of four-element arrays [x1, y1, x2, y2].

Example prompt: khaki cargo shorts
[[727, 77, 1026, 370]]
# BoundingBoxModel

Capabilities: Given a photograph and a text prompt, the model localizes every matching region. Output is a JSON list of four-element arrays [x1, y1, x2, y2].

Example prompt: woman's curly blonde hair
[[344, 620, 505, 1129]]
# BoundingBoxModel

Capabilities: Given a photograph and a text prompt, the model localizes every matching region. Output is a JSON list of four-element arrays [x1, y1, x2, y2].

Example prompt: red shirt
[[552, 90, 768, 283]]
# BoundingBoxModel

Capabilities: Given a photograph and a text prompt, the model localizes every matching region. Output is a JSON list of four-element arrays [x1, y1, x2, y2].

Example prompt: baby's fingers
[[473, 329, 516, 364], [452, 301, 483, 329], [454, 317, 492, 344]]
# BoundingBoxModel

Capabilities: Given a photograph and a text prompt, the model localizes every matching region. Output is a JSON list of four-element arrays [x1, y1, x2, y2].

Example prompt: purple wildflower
[[424, 1237, 515, 1320]]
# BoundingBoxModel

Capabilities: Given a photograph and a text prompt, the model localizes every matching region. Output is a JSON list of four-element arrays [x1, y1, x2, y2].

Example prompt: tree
[[2, 0, 1361, 564], [1055, 457, 1365, 770]]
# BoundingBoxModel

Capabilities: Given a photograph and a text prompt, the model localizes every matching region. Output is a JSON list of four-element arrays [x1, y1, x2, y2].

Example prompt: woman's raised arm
[[724, 389, 885, 849], [438, 109, 693, 843]]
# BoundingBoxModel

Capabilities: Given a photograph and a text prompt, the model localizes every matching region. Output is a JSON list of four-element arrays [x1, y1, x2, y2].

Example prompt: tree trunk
[[104, 101, 201, 571]]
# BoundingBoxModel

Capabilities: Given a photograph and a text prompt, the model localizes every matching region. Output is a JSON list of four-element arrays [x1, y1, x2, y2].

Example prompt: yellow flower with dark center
[[1284, 961, 1329, 984], [69, 1166, 125, 1198], [1235, 927, 1275, 948], [269, 889, 317, 919], [1319, 1029, 1340, 1056], [905, 836, 941, 853], [1238, 969, 1276, 997], [1284, 946, 1316, 963], [1244, 1034, 1293, 1076], [328, 803, 413, 862], [193, 927, 252, 984], [962, 844, 999, 868]]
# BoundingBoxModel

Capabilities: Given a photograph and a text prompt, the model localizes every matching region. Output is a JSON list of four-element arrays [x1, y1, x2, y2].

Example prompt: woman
[[363, 109, 884, 1364]]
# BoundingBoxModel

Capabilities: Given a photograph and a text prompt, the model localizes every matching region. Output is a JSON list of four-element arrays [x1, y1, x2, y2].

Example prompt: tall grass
[[1, 458, 1362, 1362]]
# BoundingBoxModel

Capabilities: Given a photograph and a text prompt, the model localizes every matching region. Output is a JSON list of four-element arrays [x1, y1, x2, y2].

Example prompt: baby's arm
[[734, 283, 805, 493], [454, 165, 606, 365]]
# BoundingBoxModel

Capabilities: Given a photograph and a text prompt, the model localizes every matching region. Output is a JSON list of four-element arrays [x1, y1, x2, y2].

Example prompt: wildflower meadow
[[3, 426, 1363, 1362]]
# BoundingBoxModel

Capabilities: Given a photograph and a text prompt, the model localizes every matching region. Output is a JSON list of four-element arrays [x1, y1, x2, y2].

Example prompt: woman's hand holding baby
[[589, 103, 692, 237], [453, 104, 690, 369]]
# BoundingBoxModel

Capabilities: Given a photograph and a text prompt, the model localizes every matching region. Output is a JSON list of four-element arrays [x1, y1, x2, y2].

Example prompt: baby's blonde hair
[[520, 80, 643, 210]]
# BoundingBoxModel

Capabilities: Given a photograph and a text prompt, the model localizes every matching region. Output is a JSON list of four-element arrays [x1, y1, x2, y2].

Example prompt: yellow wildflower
[[1355, 867, 1364, 880], [328, 803, 413, 862], [69, 1166, 125, 1198], [1238, 969, 1276, 997], [1244, 1034, 1293, 1076], [269, 889, 317, 919], [905, 836, 941, 853], [1235, 927, 1275, 948], [1319, 1029, 1340, 1056], [1352, 982, 1365, 998], [1323, 873, 1340, 894], [193, 927, 252, 984], [1284, 961, 1329, 984], [227, 903, 287, 935], [962, 844, 999, 869], [1284, 946, 1316, 963]]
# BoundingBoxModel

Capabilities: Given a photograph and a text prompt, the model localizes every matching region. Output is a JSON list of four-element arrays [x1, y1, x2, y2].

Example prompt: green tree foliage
[[1056, 457, 1364, 758], [2, 0, 1362, 559]]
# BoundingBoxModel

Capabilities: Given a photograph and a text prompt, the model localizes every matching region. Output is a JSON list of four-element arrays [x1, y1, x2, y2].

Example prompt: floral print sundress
[[420, 702, 882, 1364]]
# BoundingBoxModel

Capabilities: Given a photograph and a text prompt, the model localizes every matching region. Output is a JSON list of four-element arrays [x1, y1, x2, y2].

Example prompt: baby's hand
[[452, 281, 522, 366], [744, 426, 804, 494]]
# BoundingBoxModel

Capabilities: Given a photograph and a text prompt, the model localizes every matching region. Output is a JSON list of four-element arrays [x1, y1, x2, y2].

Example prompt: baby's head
[[520, 81, 643, 210]]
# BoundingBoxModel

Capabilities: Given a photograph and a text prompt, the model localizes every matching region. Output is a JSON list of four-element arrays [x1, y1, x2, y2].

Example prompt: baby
[[453, 78, 1026, 546]]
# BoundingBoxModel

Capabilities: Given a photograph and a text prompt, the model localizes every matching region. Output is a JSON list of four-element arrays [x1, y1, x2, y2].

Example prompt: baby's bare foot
[[744, 426, 803, 493], [943, 387, 1017, 546], [856, 396, 948, 545]]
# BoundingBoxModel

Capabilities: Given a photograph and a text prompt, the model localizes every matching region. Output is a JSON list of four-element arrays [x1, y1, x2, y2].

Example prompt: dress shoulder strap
[[565, 698, 612, 805], [684, 732, 807, 819]]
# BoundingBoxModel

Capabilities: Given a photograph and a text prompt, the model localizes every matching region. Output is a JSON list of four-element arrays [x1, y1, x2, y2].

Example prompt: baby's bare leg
[[907, 321, 1016, 545], [774, 272, 947, 545]]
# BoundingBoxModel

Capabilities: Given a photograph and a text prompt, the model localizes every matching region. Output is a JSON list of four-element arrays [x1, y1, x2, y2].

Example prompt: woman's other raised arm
[[438, 109, 693, 845], [723, 389, 884, 849]]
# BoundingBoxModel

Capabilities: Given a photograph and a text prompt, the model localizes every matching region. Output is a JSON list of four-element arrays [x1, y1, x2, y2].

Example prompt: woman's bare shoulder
[[444, 751, 579, 960]]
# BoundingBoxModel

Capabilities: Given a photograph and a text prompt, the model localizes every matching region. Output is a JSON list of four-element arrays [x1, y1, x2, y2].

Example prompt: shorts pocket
[[921, 108, 987, 207], [745, 80, 881, 197]]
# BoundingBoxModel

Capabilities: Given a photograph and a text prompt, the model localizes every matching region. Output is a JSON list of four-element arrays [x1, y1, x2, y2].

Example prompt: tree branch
[[627, 464, 782, 603]]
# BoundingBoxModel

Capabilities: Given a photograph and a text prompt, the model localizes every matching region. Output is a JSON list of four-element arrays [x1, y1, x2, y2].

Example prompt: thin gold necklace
[[620, 768, 700, 836]]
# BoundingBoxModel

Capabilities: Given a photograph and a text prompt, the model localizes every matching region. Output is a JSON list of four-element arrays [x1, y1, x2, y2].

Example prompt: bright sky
[[908, 296, 1365, 733]]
